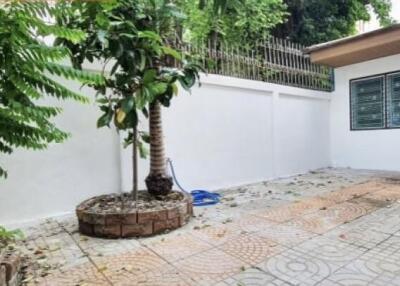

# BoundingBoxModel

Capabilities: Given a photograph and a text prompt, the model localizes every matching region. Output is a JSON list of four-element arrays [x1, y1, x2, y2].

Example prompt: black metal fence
[[173, 37, 334, 92]]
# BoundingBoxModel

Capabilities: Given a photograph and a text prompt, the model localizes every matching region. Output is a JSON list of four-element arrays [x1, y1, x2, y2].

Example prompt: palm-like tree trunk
[[132, 127, 138, 201], [145, 100, 173, 196]]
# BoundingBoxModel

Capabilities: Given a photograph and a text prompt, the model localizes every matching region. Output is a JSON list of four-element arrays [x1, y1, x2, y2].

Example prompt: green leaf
[[95, 13, 110, 28], [171, 83, 179, 96], [143, 69, 157, 85], [138, 31, 162, 43], [138, 141, 149, 159], [139, 50, 146, 71], [97, 109, 113, 128], [141, 132, 150, 144], [43, 63, 105, 86], [149, 82, 168, 97], [121, 97, 134, 113], [162, 46, 182, 60], [135, 88, 149, 110]]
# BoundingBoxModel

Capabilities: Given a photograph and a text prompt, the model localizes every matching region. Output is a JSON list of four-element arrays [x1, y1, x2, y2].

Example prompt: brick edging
[[76, 192, 193, 238], [0, 250, 21, 286]]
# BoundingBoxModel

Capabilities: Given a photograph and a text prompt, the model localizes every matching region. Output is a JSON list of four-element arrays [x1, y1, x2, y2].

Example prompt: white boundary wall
[[0, 74, 331, 226], [120, 74, 331, 191], [331, 54, 400, 171], [0, 79, 122, 226]]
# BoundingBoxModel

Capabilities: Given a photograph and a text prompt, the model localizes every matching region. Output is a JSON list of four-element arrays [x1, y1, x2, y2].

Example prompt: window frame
[[349, 70, 400, 131], [386, 71, 400, 128]]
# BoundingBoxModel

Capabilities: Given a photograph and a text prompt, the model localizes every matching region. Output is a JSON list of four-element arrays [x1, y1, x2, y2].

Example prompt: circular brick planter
[[76, 191, 193, 238], [0, 249, 21, 286]]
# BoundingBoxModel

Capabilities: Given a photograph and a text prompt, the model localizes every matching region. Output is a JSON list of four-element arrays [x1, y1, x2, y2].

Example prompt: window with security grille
[[350, 76, 385, 130], [387, 72, 400, 128]]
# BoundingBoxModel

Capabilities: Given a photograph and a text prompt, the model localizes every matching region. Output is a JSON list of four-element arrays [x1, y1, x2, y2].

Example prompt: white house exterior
[[331, 54, 400, 170], [307, 24, 400, 171]]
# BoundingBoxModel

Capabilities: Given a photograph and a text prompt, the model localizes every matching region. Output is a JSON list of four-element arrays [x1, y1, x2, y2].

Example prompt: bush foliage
[[0, 2, 104, 177]]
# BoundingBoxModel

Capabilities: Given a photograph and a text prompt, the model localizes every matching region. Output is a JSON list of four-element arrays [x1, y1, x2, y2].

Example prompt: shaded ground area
[[17, 168, 400, 285]]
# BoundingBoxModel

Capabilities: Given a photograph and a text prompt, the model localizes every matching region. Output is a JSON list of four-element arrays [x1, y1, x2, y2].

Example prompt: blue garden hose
[[166, 158, 220, 206]]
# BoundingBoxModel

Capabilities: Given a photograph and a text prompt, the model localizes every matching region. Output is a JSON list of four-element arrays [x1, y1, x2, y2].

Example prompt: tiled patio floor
[[17, 168, 400, 285]]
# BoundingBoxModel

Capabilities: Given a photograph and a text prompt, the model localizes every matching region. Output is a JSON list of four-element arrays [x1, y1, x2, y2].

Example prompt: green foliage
[[180, 0, 287, 45], [273, 0, 394, 46], [56, 0, 202, 156], [0, 226, 23, 249], [0, 1, 104, 178], [180, 0, 394, 47]]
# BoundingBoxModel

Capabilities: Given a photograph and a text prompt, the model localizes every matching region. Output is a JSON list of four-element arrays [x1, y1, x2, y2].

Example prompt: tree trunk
[[145, 101, 173, 196], [132, 127, 138, 201]]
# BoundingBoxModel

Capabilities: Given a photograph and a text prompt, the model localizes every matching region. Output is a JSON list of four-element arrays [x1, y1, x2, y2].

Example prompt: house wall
[[0, 74, 331, 227], [331, 53, 400, 170]]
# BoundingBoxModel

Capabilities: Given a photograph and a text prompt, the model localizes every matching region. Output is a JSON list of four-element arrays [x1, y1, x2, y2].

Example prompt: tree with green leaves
[[0, 1, 104, 178], [57, 0, 201, 198], [180, 0, 287, 46], [273, 0, 394, 46], [181, 0, 394, 47]]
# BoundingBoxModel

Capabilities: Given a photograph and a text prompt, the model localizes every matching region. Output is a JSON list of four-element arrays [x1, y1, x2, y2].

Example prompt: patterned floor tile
[[258, 249, 336, 286], [95, 247, 169, 284], [359, 235, 400, 276], [326, 269, 400, 286], [348, 204, 400, 235], [347, 197, 389, 212], [24, 219, 64, 240], [327, 202, 370, 223], [239, 198, 290, 212], [222, 267, 291, 286], [18, 170, 400, 286], [194, 206, 245, 223], [218, 233, 283, 265], [21, 231, 87, 272], [285, 212, 341, 235], [344, 181, 385, 196], [57, 216, 79, 234], [107, 264, 191, 286], [324, 236, 400, 286], [145, 233, 212, 262], [317, 279, 341, 286], [325, 223, 391, 249], [254, 197, 338, 224], [30, 263, 109, 286], [72, 233, 142, 259], [254, 204, 299, 223], [300, 196, 338, 210], [293, 236, 365, 266], [233, 215, 277, 233], [171, 248, 245, 285], [323, 181, 384, 203], [322, 190, 355, 205], [364, 188, 400, 204], [43, 232, 88, 268], [287, 202, 370, 234], [192, 223, 242, 246], [256, 223, 315, 248]]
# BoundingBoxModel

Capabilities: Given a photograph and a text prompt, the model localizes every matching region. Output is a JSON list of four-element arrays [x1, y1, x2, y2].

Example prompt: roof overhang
[[304, 24, 400, 68]]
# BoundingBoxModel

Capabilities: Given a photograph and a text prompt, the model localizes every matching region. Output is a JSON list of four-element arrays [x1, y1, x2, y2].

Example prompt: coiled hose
[[166, 158, 220, 206]]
